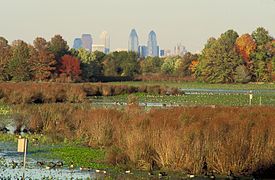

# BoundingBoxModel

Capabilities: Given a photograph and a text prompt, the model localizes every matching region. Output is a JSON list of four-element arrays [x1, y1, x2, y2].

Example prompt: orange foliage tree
[[235, 34, 256, 65], [30, 37, 56, 81], [59, 55, 81, 81], [189, 59, 199, 75]]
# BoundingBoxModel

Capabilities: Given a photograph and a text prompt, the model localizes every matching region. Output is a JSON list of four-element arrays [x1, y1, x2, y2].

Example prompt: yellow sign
[[18, 138, 27, 153]]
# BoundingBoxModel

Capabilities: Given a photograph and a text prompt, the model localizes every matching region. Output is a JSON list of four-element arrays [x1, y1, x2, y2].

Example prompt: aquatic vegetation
[[109, 81, 275, 90], [0, 103, 11, 115], [94, 92, 275, 106]]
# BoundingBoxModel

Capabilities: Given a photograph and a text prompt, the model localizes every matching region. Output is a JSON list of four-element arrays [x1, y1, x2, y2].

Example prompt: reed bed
[[0, 82, 182, 104], [12, 104, 275, 176]]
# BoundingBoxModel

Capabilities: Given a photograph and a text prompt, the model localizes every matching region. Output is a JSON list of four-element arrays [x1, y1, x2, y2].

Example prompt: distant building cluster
[[128, 29, 187, 58], [128, 29, 161, 57], [73, 29, 187, 57], [173, 43, 187, 57], [73, 31, 110, 54]]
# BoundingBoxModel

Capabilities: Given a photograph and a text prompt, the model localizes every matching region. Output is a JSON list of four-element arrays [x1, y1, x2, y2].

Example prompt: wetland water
[[0, 142, 95, 179]]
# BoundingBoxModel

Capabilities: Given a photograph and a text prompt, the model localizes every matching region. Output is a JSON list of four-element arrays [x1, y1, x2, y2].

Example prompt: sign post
[[18, 137, 28, 180]]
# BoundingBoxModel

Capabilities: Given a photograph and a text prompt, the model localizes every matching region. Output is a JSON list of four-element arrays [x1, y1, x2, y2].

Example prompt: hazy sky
[[0, 0, 274, 52]]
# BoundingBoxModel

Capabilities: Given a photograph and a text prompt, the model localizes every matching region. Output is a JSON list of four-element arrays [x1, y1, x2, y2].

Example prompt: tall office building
[[73, 38, 82, 50], [128, 29, 139, 53], [147, 31, 158, 57], [81, 34, 93, 52], [100, 31, 110, 54]]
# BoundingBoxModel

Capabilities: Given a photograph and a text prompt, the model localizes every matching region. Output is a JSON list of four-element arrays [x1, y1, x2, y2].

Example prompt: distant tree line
[[0, 27, 274, 83]]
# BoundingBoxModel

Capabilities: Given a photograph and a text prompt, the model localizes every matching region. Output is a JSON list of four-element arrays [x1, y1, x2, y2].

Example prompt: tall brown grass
[[13, 104, 275, 175], [0, 82, 182, 104]]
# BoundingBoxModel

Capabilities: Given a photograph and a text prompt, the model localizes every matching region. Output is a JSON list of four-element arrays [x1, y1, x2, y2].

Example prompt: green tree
[[0, 37, 11, 81], [252, 27, 273, 46], [77, 49, 104, 80], [103, 51, 139, 77], [8, 40, 31, 81], [266, 40, 275, 74], [140, 56, 163, 74], [197, 30, 243, 83], [120, 51, 139, 76], [195, 37, 216, 78], [161, 57, 178, 75], [103, 56, 119, 76], [250, 27, 273, 82], [250, 50, 271, 82], [234, 65, 251, 83], [48, 35, 69, 61]]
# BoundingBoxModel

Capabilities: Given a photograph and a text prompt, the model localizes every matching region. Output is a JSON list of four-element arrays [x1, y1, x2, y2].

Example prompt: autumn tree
[[29, 37, 56, 81], [235, 34, 256, 65], [175, 52, 198, 76], [8, 40, 31, 81], [0, 37, 11, 81], [59, 55, 81, 81], [189, 59, 199, 76]]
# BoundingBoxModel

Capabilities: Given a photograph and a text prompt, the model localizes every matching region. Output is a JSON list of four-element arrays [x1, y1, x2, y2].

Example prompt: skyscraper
[[128, 29, 139, 53], [73, 38, 82, 50], [147, 31, 158, 57], [100, 31, 110, 54], [81, 34, 93, 52]]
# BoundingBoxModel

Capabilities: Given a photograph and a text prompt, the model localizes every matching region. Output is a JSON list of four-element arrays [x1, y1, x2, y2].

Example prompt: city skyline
[[0, 0, 274, 52]]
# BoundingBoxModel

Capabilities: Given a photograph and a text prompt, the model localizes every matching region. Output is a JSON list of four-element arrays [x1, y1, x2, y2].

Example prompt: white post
[[260, 96, 262, 106], [249, 91, 253, 106], [23, 139, 27, 180]]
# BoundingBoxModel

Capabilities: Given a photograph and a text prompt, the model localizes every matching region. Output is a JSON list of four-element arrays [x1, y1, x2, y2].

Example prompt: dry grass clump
[[0, 82, 182, 104], [13, 104, 274, 175], [0, 83, 87, 104]]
